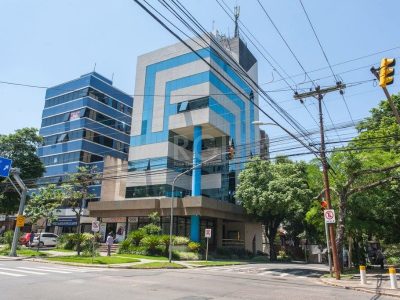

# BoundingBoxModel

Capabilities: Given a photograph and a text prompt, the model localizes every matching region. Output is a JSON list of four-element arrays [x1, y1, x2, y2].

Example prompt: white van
[[31, 232, 58, 247]]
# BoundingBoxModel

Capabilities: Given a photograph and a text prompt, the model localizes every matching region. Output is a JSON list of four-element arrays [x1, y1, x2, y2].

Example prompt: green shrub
[[215, 247, 253, 259], [141, 224, 161, 235], [386, 256, 400, 266], [172, 251, 201, 260], [187, 241, 201, 253], [3, 230, 14, 247], [251, 255, 270, 262], [129, 246, 149, 255], [174, 236, 190, 246], [118, 239, 132, 254], [80, 233, 100, 257], [57, 233, 99, 255], [140, 235, 162, 254], [128, 230, 146, 246], [277, 250, 290, 261], [57, 233, 76, 250], [160, 235, 175, 255]]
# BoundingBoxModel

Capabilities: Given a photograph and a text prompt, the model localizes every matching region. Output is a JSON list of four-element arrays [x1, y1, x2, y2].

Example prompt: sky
[[1, 0, 400, 159]]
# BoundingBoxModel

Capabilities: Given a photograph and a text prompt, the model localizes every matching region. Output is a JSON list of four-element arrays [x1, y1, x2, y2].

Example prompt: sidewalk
[[321, 274, 400, 298]]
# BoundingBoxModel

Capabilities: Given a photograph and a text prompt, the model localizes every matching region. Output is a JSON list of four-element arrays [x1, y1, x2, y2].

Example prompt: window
[[56, 133, 69, 143], [178, 101, 189, 112], [177, 97, 209, 113]]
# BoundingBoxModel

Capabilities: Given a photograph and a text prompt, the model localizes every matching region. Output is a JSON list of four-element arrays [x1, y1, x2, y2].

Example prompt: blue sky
[[1, 0, 399, 157]]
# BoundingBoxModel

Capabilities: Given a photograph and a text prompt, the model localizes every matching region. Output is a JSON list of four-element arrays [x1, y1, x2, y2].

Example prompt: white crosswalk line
[[0, 271, 25, 277], [19, 267, 71, 274], [0, 267, 46, 275], [257, 270, 273, 275]]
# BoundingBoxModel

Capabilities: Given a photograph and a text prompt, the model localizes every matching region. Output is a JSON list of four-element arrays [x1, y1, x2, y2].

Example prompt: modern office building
[[37, 72, 133, 233], [89, 34, 264, 252]]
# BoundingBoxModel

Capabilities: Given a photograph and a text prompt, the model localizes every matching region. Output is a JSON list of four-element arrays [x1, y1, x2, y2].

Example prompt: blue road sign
[[0, 157, 12, 177]]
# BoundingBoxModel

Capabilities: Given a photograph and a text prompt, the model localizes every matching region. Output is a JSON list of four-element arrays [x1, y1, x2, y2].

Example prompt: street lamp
[[252, 121, 277, 126], [168, 151, 229, 263]]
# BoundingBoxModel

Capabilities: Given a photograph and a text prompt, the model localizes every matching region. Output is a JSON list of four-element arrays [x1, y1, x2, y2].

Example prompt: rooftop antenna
[[111, 72, 114, 82], [234, 6, 240, 38], [93, 63, 97, 72]]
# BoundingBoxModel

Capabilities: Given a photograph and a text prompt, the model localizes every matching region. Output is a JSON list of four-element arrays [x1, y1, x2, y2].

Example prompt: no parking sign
[[324, 209, 336, 224]]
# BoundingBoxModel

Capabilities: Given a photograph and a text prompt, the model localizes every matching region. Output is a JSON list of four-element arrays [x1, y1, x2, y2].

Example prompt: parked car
[[30, 233, 58, 247], [19, 233, 32, 246]]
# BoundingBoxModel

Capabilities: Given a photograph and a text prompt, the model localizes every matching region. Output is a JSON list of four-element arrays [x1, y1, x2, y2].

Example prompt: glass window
[[56, 133, 68, 143], [178, 101, 189, 112]]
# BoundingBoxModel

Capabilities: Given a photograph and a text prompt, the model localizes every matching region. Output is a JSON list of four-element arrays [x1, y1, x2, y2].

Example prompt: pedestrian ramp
[[0, 265, 109, 278]]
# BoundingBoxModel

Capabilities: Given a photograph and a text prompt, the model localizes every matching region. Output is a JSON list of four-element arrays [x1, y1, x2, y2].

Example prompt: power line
[[298, 0, 356, 126]]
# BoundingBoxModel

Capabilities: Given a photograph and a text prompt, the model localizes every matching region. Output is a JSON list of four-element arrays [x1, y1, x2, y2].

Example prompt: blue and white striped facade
[[37, 72, 133, 202], [126, 36, 260, 202]]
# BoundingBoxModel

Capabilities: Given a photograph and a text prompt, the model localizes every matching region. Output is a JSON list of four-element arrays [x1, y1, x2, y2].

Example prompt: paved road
[[0, 260, 391, 300]]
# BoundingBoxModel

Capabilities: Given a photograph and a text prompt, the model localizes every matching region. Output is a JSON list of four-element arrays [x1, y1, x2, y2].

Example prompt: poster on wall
[[99, 223, 107, 242], [115, 223, 126, 242]]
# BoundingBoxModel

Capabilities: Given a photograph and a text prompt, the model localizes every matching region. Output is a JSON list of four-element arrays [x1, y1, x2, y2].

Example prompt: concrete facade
[[89, 34, 264, 252]]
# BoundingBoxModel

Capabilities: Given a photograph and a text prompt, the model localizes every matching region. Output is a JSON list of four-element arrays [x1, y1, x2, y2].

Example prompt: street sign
[[324, 209, 336, 224], [91, 220, 100, 232], [205, 228, 212, 238], [0, 157, 12, 177], [16, 215, 25, 227]]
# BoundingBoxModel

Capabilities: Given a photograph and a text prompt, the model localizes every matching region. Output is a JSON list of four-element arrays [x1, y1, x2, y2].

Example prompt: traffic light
[[321, 200, 327, 208], [379, 58, 396, 88], [320, 200, 328, 212]]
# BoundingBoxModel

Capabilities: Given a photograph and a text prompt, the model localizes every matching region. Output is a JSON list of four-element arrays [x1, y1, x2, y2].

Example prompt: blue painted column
[[190, 215, 200, 242], [191, 126, 202, 242], [192, 125, 202, 196]]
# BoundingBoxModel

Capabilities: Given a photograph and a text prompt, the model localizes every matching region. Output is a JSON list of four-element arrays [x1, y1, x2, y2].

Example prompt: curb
[[320, 278, 400, 298], [28, 258, 138, 269]]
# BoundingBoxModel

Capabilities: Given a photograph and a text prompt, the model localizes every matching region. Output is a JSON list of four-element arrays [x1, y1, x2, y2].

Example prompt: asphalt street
[[0, 260, 391, 300]]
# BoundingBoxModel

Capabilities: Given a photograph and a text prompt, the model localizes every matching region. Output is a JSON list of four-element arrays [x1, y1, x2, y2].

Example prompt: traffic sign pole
[[204, 228, 212, 262], [8, 168, 28, 257], [325, 220, 333, 277]]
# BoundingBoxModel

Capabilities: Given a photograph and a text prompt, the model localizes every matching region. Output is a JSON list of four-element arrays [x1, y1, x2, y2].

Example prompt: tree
[[327, 151, 400, 268], [24, 184, 63, 250], [236, 157, 312, 260], [62, 166, 99, 256], [0, 128, 44, 214]]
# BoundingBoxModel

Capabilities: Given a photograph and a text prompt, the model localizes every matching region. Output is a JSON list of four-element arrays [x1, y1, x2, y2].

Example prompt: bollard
[[389, 267, 398, 289], [360, 265, 367, 285]]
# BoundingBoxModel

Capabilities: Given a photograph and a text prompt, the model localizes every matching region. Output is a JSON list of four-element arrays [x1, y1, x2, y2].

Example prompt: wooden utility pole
[[294, 83, 345, 280]]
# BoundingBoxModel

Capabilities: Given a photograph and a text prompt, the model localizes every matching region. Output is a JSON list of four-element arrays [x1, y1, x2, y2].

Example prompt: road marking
[[0, 267, 46, 275], [0, 271, 25, 277], [19, 267, 71, 274]]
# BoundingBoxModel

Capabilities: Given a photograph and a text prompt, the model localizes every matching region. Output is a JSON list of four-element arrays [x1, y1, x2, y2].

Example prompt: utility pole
[[9, 168, 28, 257], [294, 83, 345, 280], [370, 58, 400, 125]]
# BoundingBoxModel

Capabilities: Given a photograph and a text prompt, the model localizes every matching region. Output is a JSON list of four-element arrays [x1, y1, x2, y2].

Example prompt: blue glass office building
[[37, 72, 133, 230]]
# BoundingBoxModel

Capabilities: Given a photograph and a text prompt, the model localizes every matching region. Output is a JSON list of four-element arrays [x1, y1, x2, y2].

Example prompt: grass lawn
[[130, 262, 186, 269], [114, 254, 168, 261], [321, 267, 386, 279], [189, 261, 244, 267], [51, 248, 76, 253], [47, 255, 140, 265], [0, 248, 48, 257]]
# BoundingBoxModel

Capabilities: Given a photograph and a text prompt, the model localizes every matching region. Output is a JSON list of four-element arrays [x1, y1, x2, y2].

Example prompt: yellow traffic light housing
[[379, 58, 396, 88]]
